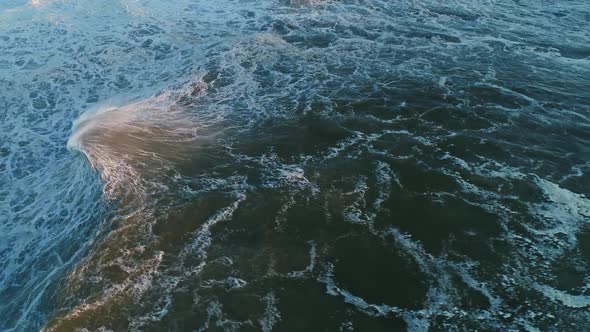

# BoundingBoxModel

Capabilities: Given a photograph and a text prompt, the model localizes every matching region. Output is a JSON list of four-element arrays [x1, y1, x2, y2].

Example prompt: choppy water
[[1, 0, 589, 331]]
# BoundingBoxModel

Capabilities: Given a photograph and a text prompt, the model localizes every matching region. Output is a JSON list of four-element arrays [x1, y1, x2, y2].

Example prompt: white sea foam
[[2, 0, 590, 330], [527, 178, 590, 252], [535, 284, 590, 309], [260, 292, 281, 332]]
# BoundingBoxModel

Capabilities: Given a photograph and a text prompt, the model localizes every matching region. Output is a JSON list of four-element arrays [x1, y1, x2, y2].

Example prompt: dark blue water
[[1, 0, 589, 331]]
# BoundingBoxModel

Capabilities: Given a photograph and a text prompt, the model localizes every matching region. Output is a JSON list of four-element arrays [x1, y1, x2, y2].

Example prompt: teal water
[[1, 0, 590, 331]]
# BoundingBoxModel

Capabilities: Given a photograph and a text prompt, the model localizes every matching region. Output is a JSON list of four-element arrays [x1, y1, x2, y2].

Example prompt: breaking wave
[[0, 0, 589, 331]]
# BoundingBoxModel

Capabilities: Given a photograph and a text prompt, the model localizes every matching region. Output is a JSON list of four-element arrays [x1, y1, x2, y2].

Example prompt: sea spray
[[1, 0, 589, 330]]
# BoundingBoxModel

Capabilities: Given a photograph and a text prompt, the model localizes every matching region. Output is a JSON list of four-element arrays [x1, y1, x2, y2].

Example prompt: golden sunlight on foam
[[46, 80, 218, 331], [67, 79, 213, 200]]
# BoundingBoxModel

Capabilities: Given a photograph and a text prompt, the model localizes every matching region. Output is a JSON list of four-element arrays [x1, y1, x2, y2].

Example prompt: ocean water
[[1, 0, 589, 331]]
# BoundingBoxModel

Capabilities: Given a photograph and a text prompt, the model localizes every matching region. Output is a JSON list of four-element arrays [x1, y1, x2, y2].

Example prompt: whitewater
[[1, 0, 589, 331]]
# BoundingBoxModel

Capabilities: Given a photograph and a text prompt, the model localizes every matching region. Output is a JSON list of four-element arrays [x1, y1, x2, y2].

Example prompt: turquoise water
[[1, 0, 589, 331]]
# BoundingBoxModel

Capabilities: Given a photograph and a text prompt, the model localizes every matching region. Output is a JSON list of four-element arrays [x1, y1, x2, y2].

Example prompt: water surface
[[1, 0, 590, 331]]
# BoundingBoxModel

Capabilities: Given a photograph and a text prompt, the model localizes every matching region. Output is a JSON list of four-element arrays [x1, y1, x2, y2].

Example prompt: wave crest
[[67, 80, 209, 200]]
